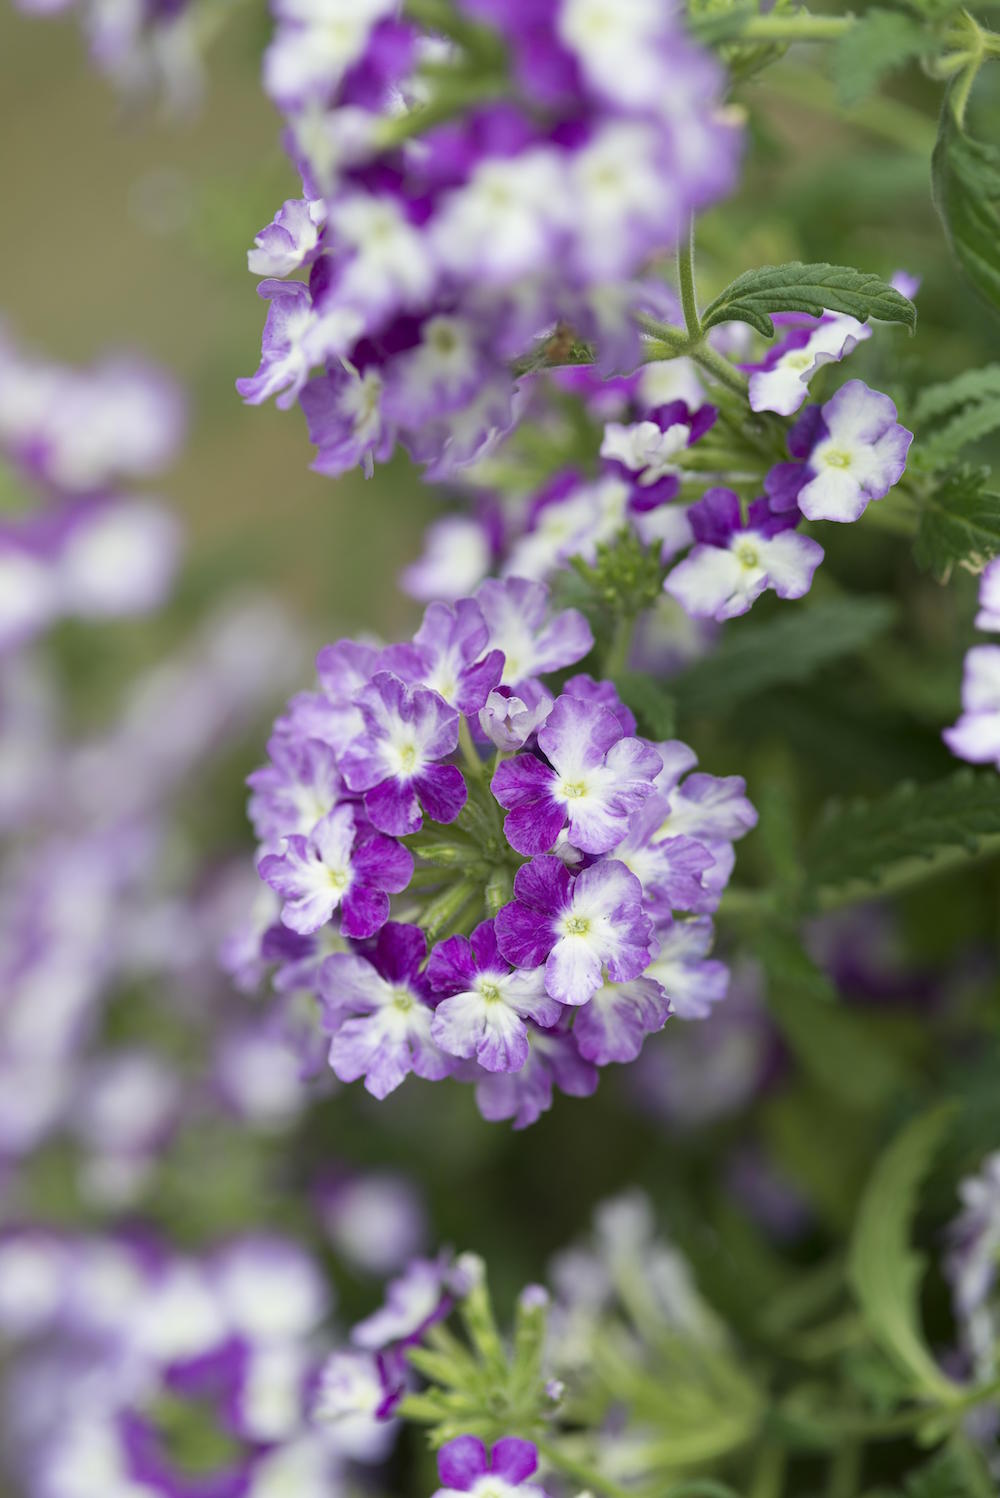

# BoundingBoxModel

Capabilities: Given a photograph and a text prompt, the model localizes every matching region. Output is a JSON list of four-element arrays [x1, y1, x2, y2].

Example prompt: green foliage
[[912, 365, 1000, 470], [613, 671, 677, 739], [912, 466, 1000, 577], [805, 770, 1000, 901], [674, 597, 896, 717], [932, 93, 1000, 316], [847, 1108, 959, 1399], [755, 925, 912, 1109], [700, 262, 917, 338], [831, 9, 931, 108]]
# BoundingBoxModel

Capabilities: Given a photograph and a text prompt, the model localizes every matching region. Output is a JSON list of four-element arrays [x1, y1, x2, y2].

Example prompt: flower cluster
[[944, 559, 1000, 769], [239, 0, 742, 478], [242, 575, 756, 1126], [0, 1229, 390, 1498], [403, 350, 912, 627], [0, 327, 186, 650]]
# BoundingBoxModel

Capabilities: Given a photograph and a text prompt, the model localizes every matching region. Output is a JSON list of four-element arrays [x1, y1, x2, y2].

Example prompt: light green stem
[[740, 13, 853, 42], [534, 1439, 634, 1498], [677, 216, 701, 341], [458, 716, 485, 781]]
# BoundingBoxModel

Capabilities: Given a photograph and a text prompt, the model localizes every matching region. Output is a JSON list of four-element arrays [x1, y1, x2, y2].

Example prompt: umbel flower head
[[242, 576, 756, 1127]]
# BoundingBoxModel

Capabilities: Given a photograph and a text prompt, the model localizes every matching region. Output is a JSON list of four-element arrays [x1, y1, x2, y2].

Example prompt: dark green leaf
[[847, 1107, 958, 1399], [614, 671, 677, 739], [701, 262, 917, 337], [932, 95, 1000, 315], [806, 769, 1000, 900], [831, 9, 930, 108], [912, 466, 1000, 577], [674, 597, 897, 717]]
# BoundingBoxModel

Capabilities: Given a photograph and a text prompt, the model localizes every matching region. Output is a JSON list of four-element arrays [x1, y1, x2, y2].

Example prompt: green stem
[[534, 1439, 633, 1498], [740, 12, 853, 43], [693, 342, 749, 396], [603, 614, 634, 677], [458, 716, 486, 781], [677, 216, 701, 341], [749, 1441, 787, 1498]]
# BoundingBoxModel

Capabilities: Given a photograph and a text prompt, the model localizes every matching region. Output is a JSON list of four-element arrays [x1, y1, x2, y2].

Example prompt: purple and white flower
[[491, 694, 662, 856], [744, 312, 871, 416], [319, 923, 453, 1098], [646, 917, 729, 1019], [495, 856, 654, 1006], [975, 559, 1000, 632], [339, 672, 467, 836], [434, 1436, 547, 1498], [259, 804, 413, 937], [427, 920, 560, 1073], [765, 380, 912, 523], [943, 646, 1000, 768], [475, 577, 594, 689], [664, 488, 824, 621]]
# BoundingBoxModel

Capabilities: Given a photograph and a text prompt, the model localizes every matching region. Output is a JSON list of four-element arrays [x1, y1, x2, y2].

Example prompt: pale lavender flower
[[475, 577, 594, 689], [646, 916, 728, 1019], [248, 197, 327, 277], [975, 558, 1000, 632], [943, 646, 1000, 768]]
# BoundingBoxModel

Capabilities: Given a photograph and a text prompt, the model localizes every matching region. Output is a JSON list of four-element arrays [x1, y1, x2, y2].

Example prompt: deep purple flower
[[339, 672, 467, 836], [319, 924, 453, 1098], [259, 805, 412, 937], [765, 380, 912, 523], [427, 920, 561, 1072], [495, 856, 654, 1005], [435, 1435, 545, 1498], [664, 488, 824, 621], [492, 694, 661, 856]]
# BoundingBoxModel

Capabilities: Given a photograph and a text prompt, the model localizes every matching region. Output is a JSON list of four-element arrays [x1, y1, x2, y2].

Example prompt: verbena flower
[[765, 379, 912, 523], [742, 311, 871, 416], [259, 805, 414, 937], [664, 488, 824, 620], [434, 1436, 547, 1498]]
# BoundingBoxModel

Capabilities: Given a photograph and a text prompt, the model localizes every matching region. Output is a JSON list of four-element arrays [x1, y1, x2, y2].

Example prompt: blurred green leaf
[[913, 466, 1000, 576], [806, 770, 1000, 900], [912, 364, 1000, 469], [701, 262, 917, 337], [847, 1106, 958, 1399], [614, 671, 677, 739], [932, 94, 1000, 315], [674, 597, 897, 717], [831, 9, 931, 108]]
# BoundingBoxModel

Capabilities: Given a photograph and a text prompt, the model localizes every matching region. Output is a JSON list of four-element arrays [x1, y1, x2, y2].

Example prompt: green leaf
[[913, 466, 1000, 577], [700, 262, 917, 338], [674, 597, 897, 717], [613, 671, 677, 739], [912, 365, 1000, 470], [847, 1107, 959, 1400], [932, 94, 1000, 315], [831, 9, 930, 108], [755, 926, 910, 1109], [806, 770, 1000, 902]]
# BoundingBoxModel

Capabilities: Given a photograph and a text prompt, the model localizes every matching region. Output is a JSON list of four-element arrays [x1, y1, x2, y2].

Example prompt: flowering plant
[[6, 0, 1000, 1493]]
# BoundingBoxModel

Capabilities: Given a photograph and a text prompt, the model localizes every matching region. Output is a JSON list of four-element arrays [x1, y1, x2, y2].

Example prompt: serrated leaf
[[831, 9, 930, 108], [756, 925, 910, 1108], [913, 364, 1000, 424], [913, 467, 1000, 577], [701, 262, 916, 338], [932, 94, 1000, 315], [613, 671, 676, 739], [674, 597, 897, 717], [847, 1107, 959, 1400], [912, 365, 1000, 469], [806, 770, 1000, 900]]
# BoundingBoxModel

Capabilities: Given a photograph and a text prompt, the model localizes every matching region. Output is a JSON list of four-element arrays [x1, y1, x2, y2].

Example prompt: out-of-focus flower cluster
[[239, 0, 742, 479], [237, 573, 757, 1126], [11, 0, 204, 108]]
